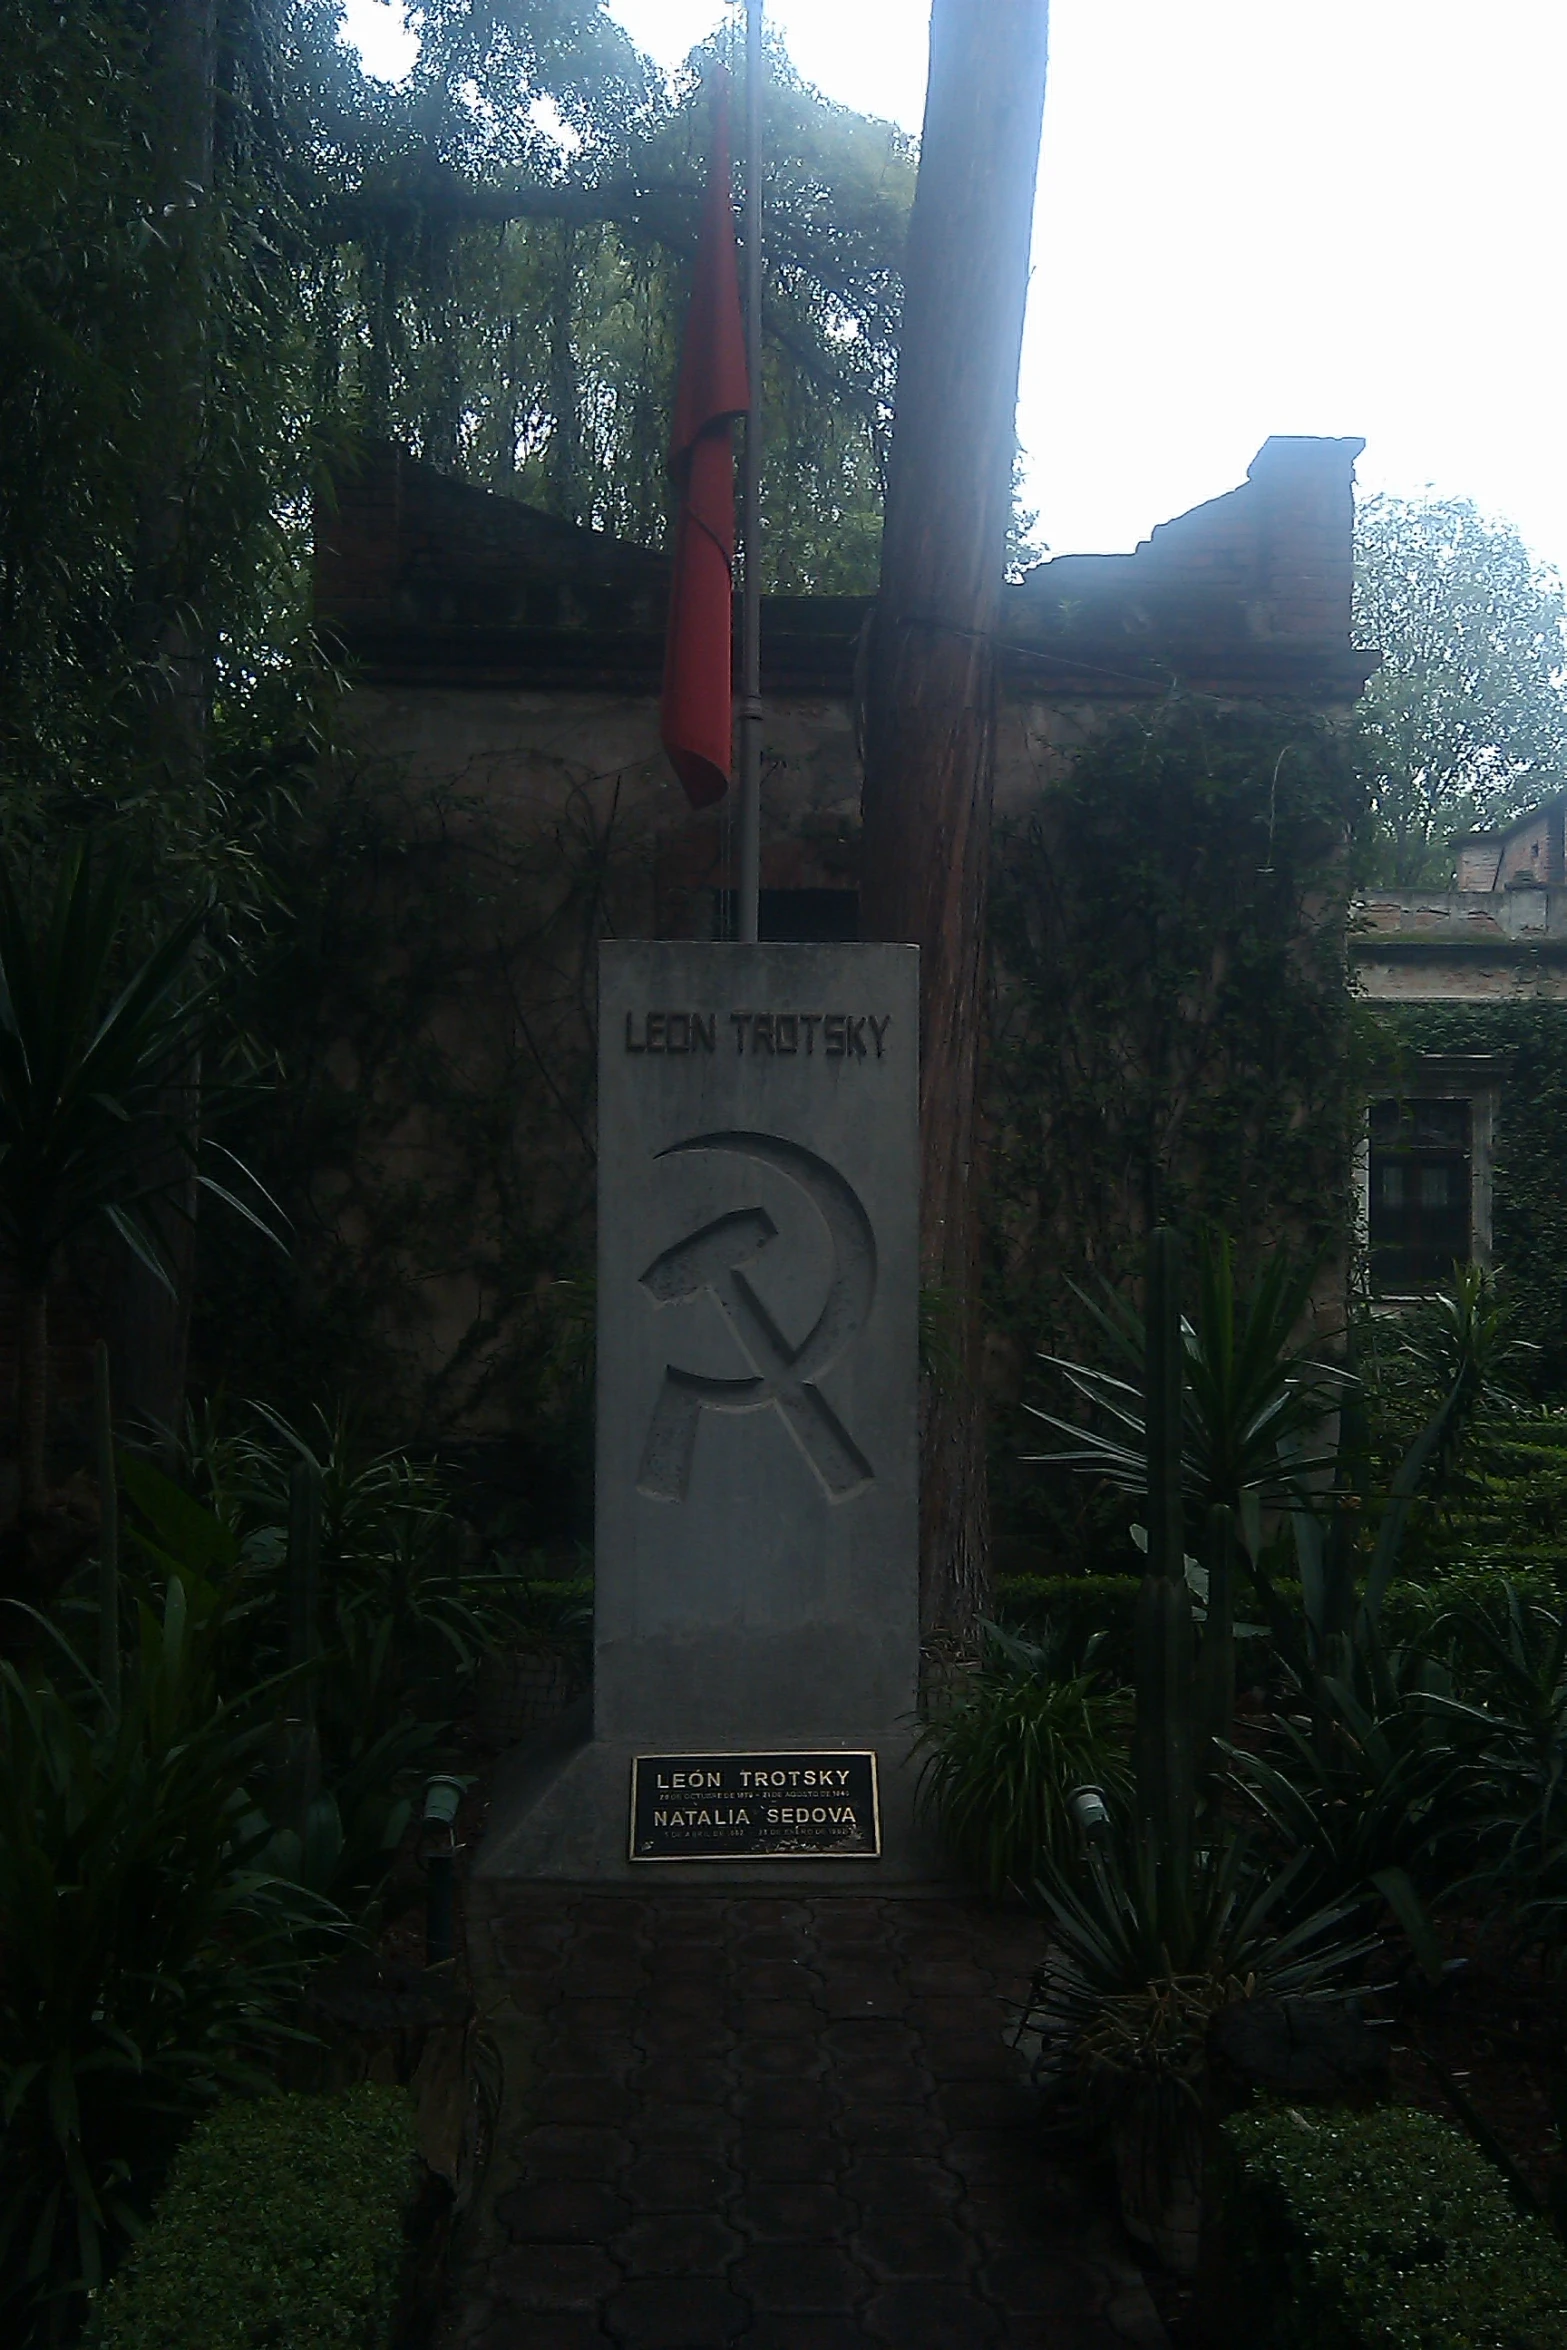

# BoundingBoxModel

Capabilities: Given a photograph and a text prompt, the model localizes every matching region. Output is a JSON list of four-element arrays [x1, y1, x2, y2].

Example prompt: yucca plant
[[1029, 1823, 1368, 2051], [0, 1582, 339, 2342], [201, 1403, 527, 1757], [1417, 1584, 1567, 1950], [117, 1446, 439, 1917], [1024, 1229, 1348, 1526], [0, 847, 277, 1537], [1029, 1238, 1522, 1698], [1226, 1637, 1478, 1979], [1025, 1821, 1371, 2272], [914, 1622, 1130, 1896]]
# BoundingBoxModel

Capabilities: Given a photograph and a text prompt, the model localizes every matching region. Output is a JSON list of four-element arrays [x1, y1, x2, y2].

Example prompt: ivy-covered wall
[[192, 696, 1374, 1565], [188, 749, 647, 1540], [1370, 1000, 1567, 1393], [984, 696, 1371, 1569]]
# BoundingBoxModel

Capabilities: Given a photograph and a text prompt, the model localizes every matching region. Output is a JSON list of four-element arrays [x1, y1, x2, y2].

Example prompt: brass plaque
[[629, 1750, 881, 1862]]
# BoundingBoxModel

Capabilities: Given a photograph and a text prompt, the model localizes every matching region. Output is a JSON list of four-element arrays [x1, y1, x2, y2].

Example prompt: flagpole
[[737, 0, 764, 944]]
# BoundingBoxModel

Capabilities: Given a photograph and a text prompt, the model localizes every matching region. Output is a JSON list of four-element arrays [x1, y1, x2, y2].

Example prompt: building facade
[[1354, 804, 1567, 1313], [192, 435, 1382, 1450]]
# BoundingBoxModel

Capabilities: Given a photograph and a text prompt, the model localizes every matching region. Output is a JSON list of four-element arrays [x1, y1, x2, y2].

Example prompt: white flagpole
[[737, 0, 764, 944]]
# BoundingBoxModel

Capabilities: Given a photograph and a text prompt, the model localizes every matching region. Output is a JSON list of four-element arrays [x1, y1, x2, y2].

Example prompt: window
[[1368, 1097, 1472, 1292]]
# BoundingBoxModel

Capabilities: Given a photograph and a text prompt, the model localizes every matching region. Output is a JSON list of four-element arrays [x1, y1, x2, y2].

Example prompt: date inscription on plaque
[[629, 1751, 881, 1862]]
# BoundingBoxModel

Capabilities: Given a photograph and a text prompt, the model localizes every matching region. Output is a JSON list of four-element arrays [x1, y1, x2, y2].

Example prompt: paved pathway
[[446, 1889, 1166, 2350]]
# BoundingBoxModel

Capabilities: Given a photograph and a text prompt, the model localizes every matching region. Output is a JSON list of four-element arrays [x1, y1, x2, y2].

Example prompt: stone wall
[[1354, 887, 1567, 1003], [1455, 798, 1566, 892], [184, 436, 1380, 1453]]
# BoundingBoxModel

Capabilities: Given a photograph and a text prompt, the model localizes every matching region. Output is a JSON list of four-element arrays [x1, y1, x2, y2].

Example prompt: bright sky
[[341, 0, 1567, 576]]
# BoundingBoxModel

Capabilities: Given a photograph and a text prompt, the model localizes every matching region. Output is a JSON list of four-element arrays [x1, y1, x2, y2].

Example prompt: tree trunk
[[859, 0, 1050, 1645], [16, 1282, 49, 1520], [113, 1, 217, 1431]]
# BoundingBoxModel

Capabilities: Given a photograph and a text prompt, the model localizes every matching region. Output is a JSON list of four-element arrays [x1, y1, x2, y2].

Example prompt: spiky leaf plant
[[1025, 1822, 1372, 2124], [0, 1584, 338, 2341], [0, 847, 278, 1529], [1024, 1229, 1348, 1519], [915, 1623, 1130, 1896]]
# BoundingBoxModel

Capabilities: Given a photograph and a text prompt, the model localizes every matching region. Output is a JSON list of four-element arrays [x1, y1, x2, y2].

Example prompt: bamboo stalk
[[93, 1340, 121, 1722], [16, 1281, 48, 1519], [1197, 1500, 1236, 1781], [286, 1459, 322, 1830], [1134, 1228, 1195, 1876]]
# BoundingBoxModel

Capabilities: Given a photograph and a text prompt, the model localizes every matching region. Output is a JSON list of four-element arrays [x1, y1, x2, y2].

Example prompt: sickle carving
[[635, 1131, 876, 1503]]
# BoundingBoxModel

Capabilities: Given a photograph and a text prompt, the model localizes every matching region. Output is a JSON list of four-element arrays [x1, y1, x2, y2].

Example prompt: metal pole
[[737, 0, 764, 943]]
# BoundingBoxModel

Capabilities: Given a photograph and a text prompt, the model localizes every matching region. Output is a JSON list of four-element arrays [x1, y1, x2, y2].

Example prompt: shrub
[[994, 1568, 1560, 1690], [994, 1572, 1299, 1686], [915, 1624, 1130, 1894], [1223, 2103, 1567, 2350], [993, 1574, 1142, 1677], [0, 1586, 337, 2339], [90, 2088, 416, 2350]]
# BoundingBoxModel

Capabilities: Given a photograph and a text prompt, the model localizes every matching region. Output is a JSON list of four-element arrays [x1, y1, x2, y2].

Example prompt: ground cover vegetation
[[0, 1380, 530, 2343], [10, 2, 1567, 2338], [1222, 2102, 1567, 2349], [915, 1227, 1567, 2327], [89, 2086, 416, 2350]]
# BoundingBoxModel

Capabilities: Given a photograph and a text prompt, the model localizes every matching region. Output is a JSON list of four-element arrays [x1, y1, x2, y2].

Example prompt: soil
[[1387, 1930, 1567, 2217]]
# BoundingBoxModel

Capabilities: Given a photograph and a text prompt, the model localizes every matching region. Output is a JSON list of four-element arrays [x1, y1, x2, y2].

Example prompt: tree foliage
[[1353, 494, 1567, 885], [308, 13, 911, 590], [0, 0, 330, 909], [0, 1, 913, 892]]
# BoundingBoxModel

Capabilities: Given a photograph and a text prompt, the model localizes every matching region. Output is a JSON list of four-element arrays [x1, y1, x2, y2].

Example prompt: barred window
[[1368, 1098, 1472, 1293]]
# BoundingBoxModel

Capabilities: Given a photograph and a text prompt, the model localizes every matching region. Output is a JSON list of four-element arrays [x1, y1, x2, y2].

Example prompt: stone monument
[[479, 940, 936, 1883]]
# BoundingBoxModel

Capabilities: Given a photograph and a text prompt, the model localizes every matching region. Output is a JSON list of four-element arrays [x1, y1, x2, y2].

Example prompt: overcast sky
[[342, 0, 1567, 575]]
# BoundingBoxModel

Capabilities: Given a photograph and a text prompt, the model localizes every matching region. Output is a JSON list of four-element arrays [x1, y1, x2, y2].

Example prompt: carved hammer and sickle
[[635, 1131, 876, 1503]]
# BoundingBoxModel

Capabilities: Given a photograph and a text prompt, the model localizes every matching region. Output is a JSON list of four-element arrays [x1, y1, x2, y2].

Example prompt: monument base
[[475, 1706, 952, 1887]]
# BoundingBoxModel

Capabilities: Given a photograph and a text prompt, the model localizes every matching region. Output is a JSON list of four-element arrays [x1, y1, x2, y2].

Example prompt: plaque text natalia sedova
[[629, 1751, 881, 1862]]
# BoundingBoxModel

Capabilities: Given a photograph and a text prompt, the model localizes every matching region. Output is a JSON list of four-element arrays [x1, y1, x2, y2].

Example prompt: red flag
[[660, 71, 750, 810]]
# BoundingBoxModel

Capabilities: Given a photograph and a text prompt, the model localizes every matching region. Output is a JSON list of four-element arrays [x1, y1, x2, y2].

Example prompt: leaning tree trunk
[[860, 0, 1050, 1645]]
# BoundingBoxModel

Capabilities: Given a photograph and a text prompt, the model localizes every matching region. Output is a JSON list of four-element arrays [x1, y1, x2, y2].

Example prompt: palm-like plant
[[1030, 1824, 1366, 2048], [1419, 1585, 1567, 1945], [1227, 1641, 1477, 1979], [0, 1584, 336, 2338], [1023, 1230, 1347, 1528], [1024, 1822, 1371, 2272], [1028, 1240, 1519, 1691], [0, 847, 274, 1528]]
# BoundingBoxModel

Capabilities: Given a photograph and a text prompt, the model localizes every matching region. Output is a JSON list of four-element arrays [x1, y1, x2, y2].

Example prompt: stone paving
[[445, 1889, 1167, 2350]]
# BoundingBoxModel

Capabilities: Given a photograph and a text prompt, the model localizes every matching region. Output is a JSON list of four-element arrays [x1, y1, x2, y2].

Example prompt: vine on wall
[[192, 696, 1378, 1566], [1373, 1000, 1567, 1395], [984, 696, 1372, 1566], [189, 746, 660, 1540]]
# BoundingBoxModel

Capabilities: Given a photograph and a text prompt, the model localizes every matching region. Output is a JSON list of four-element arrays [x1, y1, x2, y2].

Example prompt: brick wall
[[1456, 800, 1565, 891]]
